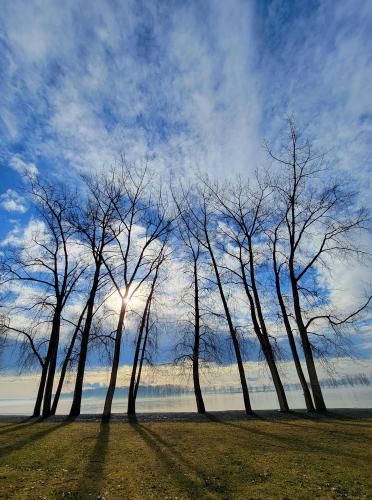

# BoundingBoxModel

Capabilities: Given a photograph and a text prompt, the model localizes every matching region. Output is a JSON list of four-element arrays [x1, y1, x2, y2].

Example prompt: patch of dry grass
[[0, 416, 371, 499]]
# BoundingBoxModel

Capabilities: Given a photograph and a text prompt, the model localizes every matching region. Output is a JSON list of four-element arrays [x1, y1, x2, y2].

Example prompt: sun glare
[[107, 284, 136, 311]]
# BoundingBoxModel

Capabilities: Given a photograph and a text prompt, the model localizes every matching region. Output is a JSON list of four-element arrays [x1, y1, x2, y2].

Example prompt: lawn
[[0, 415, 371, 499]]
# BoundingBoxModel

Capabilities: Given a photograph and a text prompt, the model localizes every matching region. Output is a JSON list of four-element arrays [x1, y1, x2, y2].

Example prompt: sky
[[0, 0, 372, 388]]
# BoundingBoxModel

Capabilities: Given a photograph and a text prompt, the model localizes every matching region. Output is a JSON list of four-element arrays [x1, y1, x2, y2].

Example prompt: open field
[[0, 410, 371, 499]]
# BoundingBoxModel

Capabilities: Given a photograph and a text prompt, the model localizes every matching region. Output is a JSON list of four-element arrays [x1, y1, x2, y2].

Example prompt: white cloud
[[9, 155, 38, 179], [0, 189, 27, 213], [1, 218, 44, 247], [0, 1, 371, 365]]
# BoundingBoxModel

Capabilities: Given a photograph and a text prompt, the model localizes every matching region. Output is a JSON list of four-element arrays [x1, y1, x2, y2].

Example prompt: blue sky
[[0, 0, 372, 369]]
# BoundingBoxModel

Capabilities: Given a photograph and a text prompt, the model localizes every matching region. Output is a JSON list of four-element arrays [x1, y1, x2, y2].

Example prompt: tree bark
[[205, 233, 252, 414], [33, 359, 49, 417], [133, 307, 151, 403], [42, 304, 62, 417], [289, 264, 326, 411], [241, 254, 289, 412], [192, 260, 205, 414], [69, 264, 101, 417], [102, 301, 126, 419], [127, 300, 149, 415], [51, 304, 87, 415], [248, 253, 289, 411], [272, 248, 315, 411]]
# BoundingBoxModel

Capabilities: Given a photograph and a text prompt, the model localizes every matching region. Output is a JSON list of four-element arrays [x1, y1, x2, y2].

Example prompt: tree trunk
[[42, 305, 62, 417], [51, 304, 87, 415], [33, 359, 49, 417], [289, 266, 326, 411], [241, 257, 289, 411], [102, 301, 126, 419], [261, 338, 289, 411], [285, 324, 315, 412], [205, 236, 252, 414], [193, 260, 205, 414], [272, 254, 315, 411], [69, 265, 101, 418], [127, 300, 149, 415], [133, 308, 151, 403]]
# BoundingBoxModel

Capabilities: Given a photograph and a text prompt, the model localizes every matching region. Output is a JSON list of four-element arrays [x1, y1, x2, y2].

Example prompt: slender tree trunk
[[193, 260, 205, 414], [272, 253, 315, 411], [205, 236, 252, 414], [127, 300, 149, 415], [33, 359, 49, 417], [289, 266, 326, 411], [285, 324, 315, 412], [262, 338, 289, 411], [42, 305, 62, 417], [69, 265, 101, 418], [241, 258, 289, 411], [102, 301, 126, 419], [51, 304, 87, 415], [133, 308, 151, 403]]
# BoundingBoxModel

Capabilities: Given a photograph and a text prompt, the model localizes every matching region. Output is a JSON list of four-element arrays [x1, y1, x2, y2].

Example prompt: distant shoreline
[[1, 408, 372, 423]]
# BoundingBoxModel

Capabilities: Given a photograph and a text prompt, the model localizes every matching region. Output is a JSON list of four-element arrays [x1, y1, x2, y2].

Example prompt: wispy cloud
[[0, 0, 262, 177], [0, 189, 27, 213], [0, 1, 371, 361], [9, 155, 38, 179]]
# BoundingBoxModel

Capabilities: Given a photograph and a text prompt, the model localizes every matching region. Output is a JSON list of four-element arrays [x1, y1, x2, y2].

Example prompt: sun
[[107, 284, 136, 311]]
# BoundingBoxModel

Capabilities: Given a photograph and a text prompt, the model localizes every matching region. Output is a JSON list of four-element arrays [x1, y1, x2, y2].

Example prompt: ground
[[0, 410, 371, 499]]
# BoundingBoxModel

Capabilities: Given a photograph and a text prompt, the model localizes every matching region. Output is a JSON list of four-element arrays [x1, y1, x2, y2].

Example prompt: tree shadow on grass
[[310, 412, 372, 430], [272, 417, 372, 438], [204, 413, 364, 461], [0, 419, 73, 459], [130, 420, 233, 499], [0, 418, 43, 437], [74, 421, 110, 499]]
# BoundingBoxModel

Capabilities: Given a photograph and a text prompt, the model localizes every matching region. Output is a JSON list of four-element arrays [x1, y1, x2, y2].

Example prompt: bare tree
[[127, 248, 167, 415], [50, 301, 88, 415], [1, 178, 84, 417], [204, 179, 290, 412], [0, 318, 48, 395], [100, 164, 175, 419], [270, 221, 315, 411], [176, 185, 253, 415], [267, 119, 371, 411], [174, 206, 223, 414], [69, 172, 121, 417]]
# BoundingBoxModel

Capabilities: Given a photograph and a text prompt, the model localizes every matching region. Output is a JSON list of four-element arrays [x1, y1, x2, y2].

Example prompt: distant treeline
[[60, 373, 371, 400]]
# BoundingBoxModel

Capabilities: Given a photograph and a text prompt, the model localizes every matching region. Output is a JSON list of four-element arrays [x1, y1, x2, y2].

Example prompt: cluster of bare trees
[[0, 164, 174, 418], [0, 121, 370, 417]]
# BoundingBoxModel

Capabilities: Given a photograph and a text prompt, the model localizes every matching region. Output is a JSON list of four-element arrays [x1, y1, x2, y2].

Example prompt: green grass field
[[0, 416, 371, 499]]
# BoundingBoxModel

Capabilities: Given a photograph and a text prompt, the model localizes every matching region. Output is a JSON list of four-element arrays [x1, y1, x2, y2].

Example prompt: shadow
[[0, 419, 72, 459], [74, 421, 110, 498], [0, 418, 43, 437], [315, 411, 372, 430], [131, 421, 240, 498], [130, 422, 217, 498], [204, 413, 365, 461], [272, 417, 371, 438], [204, 412, 221, 423], [127, 414, 138, 424]]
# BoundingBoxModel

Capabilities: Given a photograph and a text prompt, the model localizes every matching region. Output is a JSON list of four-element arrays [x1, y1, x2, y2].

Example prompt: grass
[[0, 415, 371, 499]]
